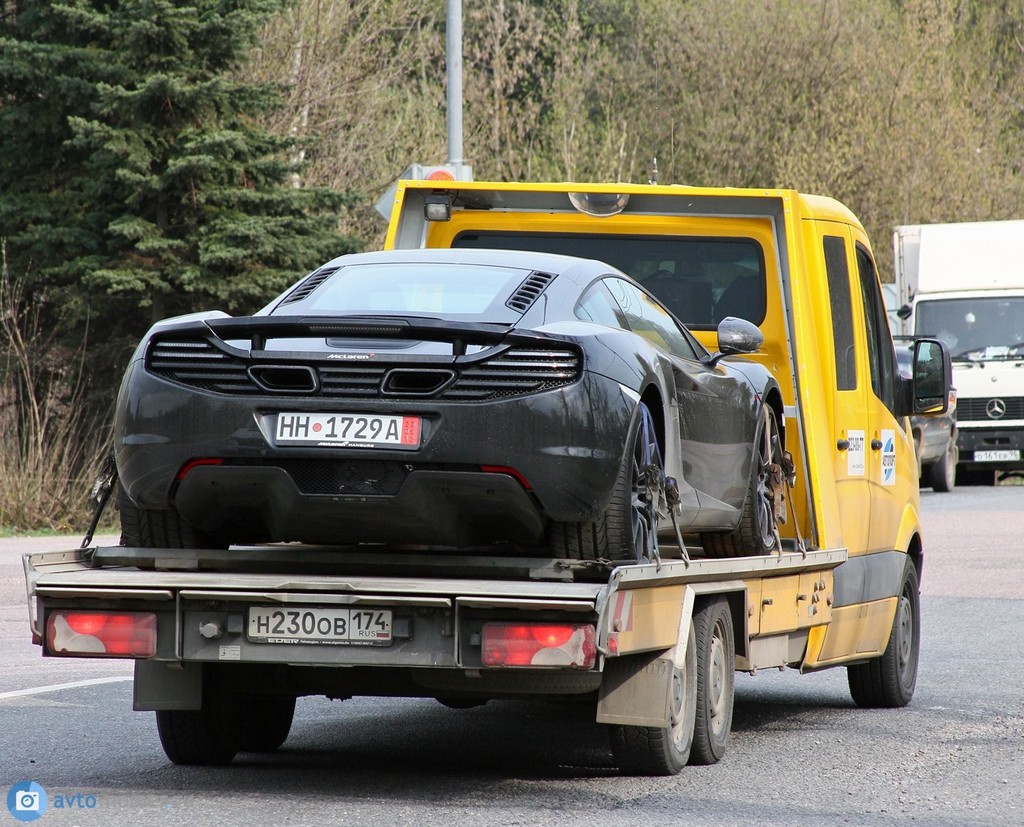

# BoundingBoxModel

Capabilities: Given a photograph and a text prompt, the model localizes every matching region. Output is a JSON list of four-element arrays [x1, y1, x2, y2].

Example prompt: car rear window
[[285, 262, 532, 318]]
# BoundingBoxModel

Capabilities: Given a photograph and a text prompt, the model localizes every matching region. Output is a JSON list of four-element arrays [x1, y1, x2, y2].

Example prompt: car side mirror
[[704, 316, 763, 367], [718, 316, 763, 354], [912, 338, 953, 415]]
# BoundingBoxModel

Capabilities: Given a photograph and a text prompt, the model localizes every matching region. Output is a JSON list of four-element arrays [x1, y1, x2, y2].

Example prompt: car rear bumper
[[115, 362, 635, 545]]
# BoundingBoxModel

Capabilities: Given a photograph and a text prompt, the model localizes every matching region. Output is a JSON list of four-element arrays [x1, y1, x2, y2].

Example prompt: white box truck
[[893, 219, 1024, 483]]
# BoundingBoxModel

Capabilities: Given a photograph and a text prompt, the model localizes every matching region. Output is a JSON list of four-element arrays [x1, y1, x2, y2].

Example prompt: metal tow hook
[[640, 463, 663, 568], [664, 476, 690, 567], [81, 454, 118, 550]]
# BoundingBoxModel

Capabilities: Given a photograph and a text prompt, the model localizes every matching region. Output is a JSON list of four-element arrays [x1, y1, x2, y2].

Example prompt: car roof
[[319, 247, 617, 276]]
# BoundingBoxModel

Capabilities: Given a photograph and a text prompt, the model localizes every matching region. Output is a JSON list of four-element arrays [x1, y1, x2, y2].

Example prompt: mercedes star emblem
[[986, 398, 1007, 419]]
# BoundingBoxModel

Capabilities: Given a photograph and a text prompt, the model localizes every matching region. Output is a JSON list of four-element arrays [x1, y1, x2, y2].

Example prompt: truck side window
[[823, 236, 857, 390], [856, 245, 898, 414]]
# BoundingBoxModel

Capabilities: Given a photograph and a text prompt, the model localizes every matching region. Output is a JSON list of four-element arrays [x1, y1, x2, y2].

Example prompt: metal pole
[[446, 0, 464, 174]]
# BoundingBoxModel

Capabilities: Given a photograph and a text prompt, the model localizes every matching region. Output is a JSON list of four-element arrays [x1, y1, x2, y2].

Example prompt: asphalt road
[[2, 487, 1023, 827]]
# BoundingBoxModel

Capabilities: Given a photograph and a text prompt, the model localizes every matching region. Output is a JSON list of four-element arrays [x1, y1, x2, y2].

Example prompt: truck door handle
[[871, 439, 883, 450], [837, 439, 849, 451]]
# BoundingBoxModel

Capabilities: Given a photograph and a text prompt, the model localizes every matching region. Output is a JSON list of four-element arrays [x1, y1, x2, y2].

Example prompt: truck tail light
[[481, 623, 596, 669], [46, 611, 157, 658]]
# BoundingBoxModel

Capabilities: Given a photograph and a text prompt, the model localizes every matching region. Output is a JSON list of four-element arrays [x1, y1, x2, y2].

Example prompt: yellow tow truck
[[24, 180, 951, 775]]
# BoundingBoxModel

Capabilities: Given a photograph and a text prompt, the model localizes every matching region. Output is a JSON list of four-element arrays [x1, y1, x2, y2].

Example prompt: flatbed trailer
[[26, 540, 845, 775]]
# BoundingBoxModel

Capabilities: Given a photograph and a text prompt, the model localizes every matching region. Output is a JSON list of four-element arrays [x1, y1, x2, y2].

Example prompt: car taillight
[[481, 623, 596, 668], [46, 611, 157, 658]]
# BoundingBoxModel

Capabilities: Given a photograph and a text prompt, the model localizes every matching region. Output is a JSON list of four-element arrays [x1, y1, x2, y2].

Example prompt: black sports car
[[115, 248, 786, 561]]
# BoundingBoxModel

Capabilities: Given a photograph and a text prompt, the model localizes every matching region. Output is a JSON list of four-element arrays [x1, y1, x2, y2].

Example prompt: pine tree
[[0, 0, 358, 395]]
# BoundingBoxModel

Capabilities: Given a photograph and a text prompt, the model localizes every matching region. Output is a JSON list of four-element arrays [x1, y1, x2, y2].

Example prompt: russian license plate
[[275, 412, 420, 448], [974, 449, 1021, 462], [248, 607, 392, 645]]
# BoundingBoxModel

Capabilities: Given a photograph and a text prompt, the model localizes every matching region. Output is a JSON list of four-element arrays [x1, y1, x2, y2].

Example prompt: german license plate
[[275, 412, 420, 449], [974, 449, 1021, 462], [248, 607, 393, 645]]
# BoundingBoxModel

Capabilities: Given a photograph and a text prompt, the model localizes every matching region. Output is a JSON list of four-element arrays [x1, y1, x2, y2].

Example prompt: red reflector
[[481, 622, 596, 669], [47, 611, 157, 658], [177, 457, 224, 481], [479, 465, 532, 490]]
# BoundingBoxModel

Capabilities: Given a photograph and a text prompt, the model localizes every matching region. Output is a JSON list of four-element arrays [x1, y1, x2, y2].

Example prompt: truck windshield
[[453, 231, 766, 329], [915, 296, 1024, 358]]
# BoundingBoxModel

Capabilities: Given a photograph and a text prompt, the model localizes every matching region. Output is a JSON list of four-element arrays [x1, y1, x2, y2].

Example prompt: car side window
[[575, 281, 629, 330], [855, 245, 898, 415], [605, 278, 700, 360]]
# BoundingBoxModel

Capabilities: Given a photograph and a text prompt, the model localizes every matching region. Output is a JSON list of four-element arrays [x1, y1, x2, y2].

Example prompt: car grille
[[147, 337, 581, 401], [956, 397, 1024, 422]]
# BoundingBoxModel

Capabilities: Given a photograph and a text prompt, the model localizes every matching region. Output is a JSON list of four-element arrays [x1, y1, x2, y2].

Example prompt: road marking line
[[0, 676, 132, 700]]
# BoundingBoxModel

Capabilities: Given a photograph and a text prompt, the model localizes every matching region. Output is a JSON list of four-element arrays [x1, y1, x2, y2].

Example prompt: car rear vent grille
[[148, 339, 580, 402], [957, 397, 1024, 421], [278, 266, 340, 305], [318, 365, 390, 397], [506, 272, 555, 313], [148, 338, 259, 395], [267, 459, 407, 496], [442, 347, 581, 401]]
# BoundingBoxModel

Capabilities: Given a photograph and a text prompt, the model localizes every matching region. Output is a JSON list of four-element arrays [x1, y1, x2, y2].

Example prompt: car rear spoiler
[[153, 315, 567, 354]]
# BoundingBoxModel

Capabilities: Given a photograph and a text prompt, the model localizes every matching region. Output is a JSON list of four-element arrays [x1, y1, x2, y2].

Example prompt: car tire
[[701, 405, 782, 558], [548, 401, 660, 563], [118, 485, 224, 549], [927, 436, 957, 493]]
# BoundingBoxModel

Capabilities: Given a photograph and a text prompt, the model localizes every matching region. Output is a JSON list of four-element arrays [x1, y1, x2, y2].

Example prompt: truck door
[[816, 225, 871, 556], [815, 222, 916, 556], [850, 233, 916, 553]]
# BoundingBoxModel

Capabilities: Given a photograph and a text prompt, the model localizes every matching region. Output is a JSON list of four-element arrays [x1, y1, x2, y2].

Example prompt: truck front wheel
[[847, 557, 920, 708]]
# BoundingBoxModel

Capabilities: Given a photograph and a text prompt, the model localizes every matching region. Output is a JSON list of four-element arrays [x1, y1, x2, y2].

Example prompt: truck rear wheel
[[689, 596, 735, 765], [847, 557, 920, 708], [118, 485, 224, 549], [239, 696, 296, 752], [549, 401, 660, 563], [701, 405, 782, 558], [609, 621, 697, 776], [155, 678, 242, 766]]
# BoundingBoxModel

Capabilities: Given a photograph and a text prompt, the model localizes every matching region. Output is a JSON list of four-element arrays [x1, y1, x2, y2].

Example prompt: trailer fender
[[134, 661, 203, 711], [596, 587, 695, 728]]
